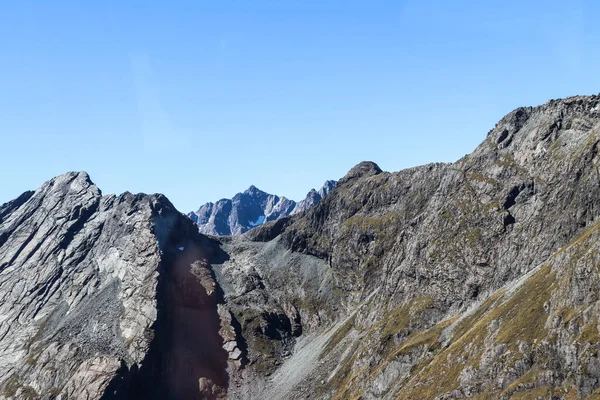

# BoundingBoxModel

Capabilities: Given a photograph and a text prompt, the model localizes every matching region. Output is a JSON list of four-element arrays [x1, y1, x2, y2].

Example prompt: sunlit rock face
[[0, 172, 229, 399]]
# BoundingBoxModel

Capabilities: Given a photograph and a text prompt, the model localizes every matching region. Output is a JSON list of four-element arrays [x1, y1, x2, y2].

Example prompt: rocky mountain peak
[[0, 171, 234, 399], [488, 94, 600, 151], [318, 180, 337, 197], [339, 161, 382, 184], [43, 170, 100, 195], [244, 185, 262, 194], [239, 185, 267, 201], [188, 180, 337, 236]]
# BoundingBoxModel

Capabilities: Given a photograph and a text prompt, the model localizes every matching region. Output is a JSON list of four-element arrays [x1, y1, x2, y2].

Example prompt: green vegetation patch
[[342, 212, 403, 236], [396, 265, 556, 399], [322, 314, 356, 357], [379, 296, 434, 340], [1, 374, 21, 397], [494, 265, 555, 347], [578, 319, 600, 344], [393, 316, 458, 358]]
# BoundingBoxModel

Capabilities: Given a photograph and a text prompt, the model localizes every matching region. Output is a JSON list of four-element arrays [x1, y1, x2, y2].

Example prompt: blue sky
[[1, 1, 599, 212]]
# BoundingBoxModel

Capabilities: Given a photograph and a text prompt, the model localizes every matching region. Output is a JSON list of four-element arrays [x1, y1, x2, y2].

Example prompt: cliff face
[[0, 172, 231, 399], [2, 94, 600, 400]]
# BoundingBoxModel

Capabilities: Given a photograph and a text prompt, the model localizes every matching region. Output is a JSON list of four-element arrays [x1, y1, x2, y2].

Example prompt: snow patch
[[248, 215, 266, 227]]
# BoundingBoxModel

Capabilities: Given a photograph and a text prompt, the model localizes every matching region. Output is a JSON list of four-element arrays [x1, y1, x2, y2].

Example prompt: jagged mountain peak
[[239, 185, 267, 199], [244, 184, 263, 193], [41, 170, 99, 193], [485, 94, 600, 152], [0, 171, 229, 399], [188, 180, 336, 236], [319, 179, 337, 194]]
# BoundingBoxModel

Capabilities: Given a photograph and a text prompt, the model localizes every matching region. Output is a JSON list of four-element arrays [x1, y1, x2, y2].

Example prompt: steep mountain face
[[3, 94, 600, 400], [212, 94, 600, 399], [188, 181, 336, 236], [0, 172, 231, 399]]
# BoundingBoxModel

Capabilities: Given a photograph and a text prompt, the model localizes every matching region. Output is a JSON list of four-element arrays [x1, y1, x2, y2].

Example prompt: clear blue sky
[[1, 1, 599, 212]]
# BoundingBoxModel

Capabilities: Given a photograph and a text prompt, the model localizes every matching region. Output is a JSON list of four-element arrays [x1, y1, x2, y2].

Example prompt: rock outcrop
[[0, 172, 229, 399], [188, 181, 336, 236]]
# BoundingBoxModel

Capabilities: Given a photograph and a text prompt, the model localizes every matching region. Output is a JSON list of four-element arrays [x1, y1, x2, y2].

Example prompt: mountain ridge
[[1, 93, 600, 399]]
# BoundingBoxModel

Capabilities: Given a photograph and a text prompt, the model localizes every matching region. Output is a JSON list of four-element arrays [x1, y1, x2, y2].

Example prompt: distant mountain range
[[187, 180, 336, 236]]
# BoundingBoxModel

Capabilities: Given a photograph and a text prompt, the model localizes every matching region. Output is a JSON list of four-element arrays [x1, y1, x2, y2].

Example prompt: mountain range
[[1, 94, 600, 399], [187, 181, 336, 236]]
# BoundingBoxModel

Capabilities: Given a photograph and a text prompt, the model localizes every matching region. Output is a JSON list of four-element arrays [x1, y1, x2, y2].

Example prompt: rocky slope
[[188, 181, 336, 236], [2, 94, 600, 399], [210, 94, 600, 399]]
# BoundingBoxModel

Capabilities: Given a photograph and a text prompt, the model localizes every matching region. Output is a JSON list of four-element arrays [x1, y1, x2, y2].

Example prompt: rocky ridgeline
[[188, 181, 336, 236], [1, 94, 600, 399], [0, 173, 235, 399]]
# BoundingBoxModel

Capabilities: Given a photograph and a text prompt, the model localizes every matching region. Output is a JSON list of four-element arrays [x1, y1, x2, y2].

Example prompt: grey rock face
[[188, 181, 336, 236], [290, 180, 336, 216], [0, 172, 229, 399], [213, 95, 600, 399]]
